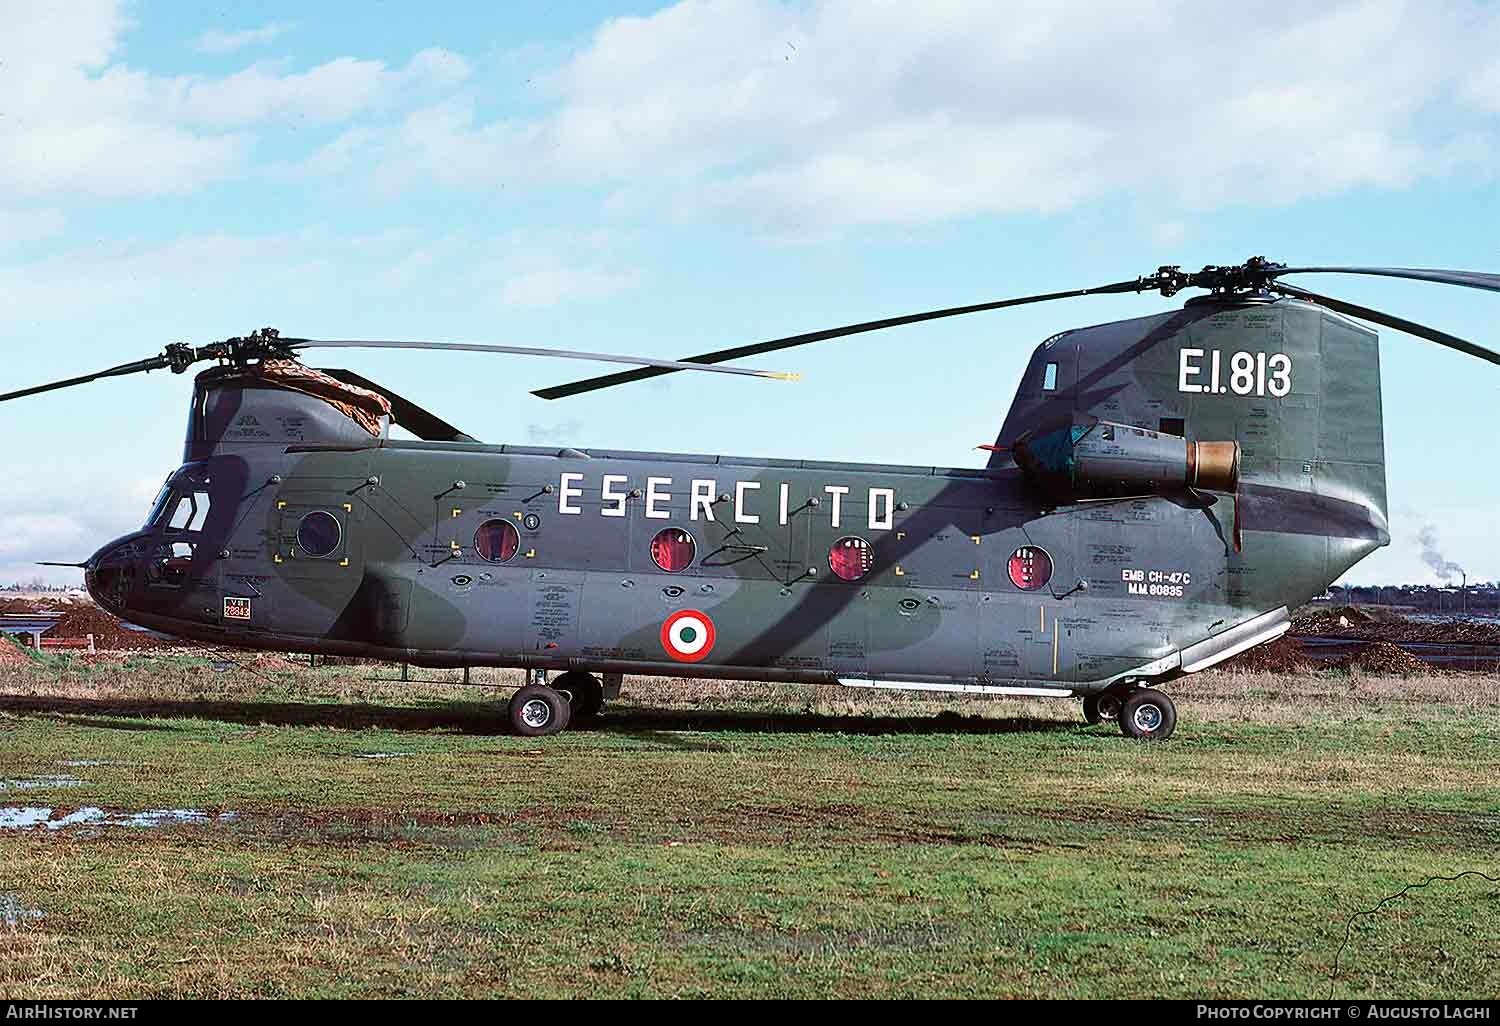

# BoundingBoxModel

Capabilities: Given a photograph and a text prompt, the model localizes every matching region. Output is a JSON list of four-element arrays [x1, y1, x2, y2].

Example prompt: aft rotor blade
[[0, 354, 172, 403], [1272, 266, 1500, 295], [532, 279, 1148, 400], [1275, 284, 1500, 366], [287, 339, 799, 383]]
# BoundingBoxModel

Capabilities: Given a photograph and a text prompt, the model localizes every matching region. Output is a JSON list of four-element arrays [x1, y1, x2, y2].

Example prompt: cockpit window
[[145, 478, 175, 529], [148, 464, 212, 531], [166, 491, 211, 532]]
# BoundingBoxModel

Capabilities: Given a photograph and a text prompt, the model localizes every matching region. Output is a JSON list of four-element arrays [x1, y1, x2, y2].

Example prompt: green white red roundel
[[661, 609, 716, 662]]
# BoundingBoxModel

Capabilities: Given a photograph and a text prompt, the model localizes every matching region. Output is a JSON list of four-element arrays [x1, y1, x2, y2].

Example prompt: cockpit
[[140, 463, 214, 588]]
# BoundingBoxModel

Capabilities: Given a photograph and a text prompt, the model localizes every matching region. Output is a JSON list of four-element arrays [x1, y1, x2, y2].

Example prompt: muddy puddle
[[1, 894, 44, 927], [0, 806, 237, 831], [0, 775, 84, 792]]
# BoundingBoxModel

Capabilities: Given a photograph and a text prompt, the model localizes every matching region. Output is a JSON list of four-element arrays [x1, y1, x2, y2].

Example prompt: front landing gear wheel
[[1082, 692, 1123, 725], [550, 671, 604, 724], [508, 684, 572, 737], [1119, 688, 1177, 741]]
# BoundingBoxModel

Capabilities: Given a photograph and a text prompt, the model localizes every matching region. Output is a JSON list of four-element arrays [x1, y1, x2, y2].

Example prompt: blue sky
[[2, 0, 1499, 587]]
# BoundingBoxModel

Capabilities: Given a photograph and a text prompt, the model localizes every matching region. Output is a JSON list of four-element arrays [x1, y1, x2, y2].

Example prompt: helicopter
[[5, 256, 1498, 740]]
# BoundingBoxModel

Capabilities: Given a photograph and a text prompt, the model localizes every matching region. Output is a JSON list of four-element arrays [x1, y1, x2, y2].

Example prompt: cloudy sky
[[2, 0, 1499, 587]]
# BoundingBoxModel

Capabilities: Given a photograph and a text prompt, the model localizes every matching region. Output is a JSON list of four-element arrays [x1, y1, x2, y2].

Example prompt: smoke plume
[[1417, 524, 1465, 581]]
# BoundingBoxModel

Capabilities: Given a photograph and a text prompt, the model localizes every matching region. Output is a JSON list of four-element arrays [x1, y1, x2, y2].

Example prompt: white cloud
[[0, 477, 162, 588], [164, 49, 471, 127], [196, 23, 288, 54], [0, 0, 468, 197], [364, 0, 1500, 232], [500, 267, 642, 308], [0, 226, 643, 340]]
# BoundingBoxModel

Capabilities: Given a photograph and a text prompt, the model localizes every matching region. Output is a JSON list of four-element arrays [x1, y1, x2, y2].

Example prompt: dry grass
[[1, 652, 1496, 998], [3, 651, 1495, 727]]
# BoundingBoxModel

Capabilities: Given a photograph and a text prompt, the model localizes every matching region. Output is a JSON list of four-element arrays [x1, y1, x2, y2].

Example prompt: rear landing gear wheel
[[1119, 688, 1177, 741], [1082, 691, 1123, 725], [508, 684, 572, 737], [550, 671, 604, 724]]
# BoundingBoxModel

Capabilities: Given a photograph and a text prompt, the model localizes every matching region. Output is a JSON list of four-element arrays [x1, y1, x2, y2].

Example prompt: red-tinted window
[[475, 519, 520, 563], [650, 528, 696, 573], [828, 536, 873, 581], [1007, 546, 1052, 591]]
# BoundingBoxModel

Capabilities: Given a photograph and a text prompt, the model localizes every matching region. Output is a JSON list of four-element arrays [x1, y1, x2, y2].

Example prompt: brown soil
[[1294, 605, 1500, 644], [1336, 641, 1429, 675], [0, 595, 85, 614], [0, 637, 31, 666], [1223, 636, 1316, 673], [45, 606, 176, 651], [1292, 605, 1378, 633]]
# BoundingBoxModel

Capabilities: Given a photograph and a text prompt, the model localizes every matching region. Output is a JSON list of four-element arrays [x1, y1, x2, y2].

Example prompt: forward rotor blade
[[1274, 284, 1500, 366], [1272, 266, 1500, 295], [0, 354, 172, 404], [287, 339, 799, 383], [532, 279, 1148, 400]]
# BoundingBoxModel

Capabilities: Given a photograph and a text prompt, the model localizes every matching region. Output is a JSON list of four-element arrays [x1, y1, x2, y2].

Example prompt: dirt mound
[[0, 595, 84, 614], [1336, 641, 1427, 675], [45, 606, 175, 651], [0, 636, 31, 666], [242, 652, 298, 672], [1292, 605, 1378, 634], [1223, 636, 1316, 673], [1293, 607, 1500, 645]]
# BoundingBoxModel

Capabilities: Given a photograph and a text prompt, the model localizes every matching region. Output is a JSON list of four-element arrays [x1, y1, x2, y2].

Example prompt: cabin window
[[1042, 363, 1058, 391], [475, 519, 520, 563], [296, 511, 343, 558], [650, 528, 696, 573], [828, 536, 874, 581], [1007, 545, 1053, 591]]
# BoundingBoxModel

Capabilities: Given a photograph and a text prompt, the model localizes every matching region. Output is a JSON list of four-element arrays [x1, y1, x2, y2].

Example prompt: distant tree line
[[1329, 583, 1500, 615]]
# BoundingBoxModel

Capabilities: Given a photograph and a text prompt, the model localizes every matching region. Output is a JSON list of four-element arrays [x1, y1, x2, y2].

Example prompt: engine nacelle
[[1014, 418, 1238, 502]]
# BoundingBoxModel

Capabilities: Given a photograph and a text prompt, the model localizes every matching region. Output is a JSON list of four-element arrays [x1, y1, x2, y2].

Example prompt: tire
[[1082, 691, 1122, 725], [551, 670, 604, 723], [508, 684, 572, 737], [1119, 688, 1177, 741]]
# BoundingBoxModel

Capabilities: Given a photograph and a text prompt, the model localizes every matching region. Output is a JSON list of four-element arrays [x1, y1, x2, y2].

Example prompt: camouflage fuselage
[[86, 296, 1389, 694]]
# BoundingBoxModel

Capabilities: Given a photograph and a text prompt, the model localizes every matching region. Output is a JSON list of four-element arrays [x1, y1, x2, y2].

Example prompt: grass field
[[1, 648, 1496, 999]]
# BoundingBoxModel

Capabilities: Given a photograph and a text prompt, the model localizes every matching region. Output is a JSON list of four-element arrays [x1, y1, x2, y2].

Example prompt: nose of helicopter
[[84, 535, 141, 616]]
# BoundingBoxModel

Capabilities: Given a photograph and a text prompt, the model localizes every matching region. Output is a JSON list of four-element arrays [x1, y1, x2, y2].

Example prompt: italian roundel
[[661, 609, 716, 662]]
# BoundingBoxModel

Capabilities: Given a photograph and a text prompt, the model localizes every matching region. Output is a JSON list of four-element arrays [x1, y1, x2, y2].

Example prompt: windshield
[[145, 463, 213, 532], [144, 476, 175, 528]]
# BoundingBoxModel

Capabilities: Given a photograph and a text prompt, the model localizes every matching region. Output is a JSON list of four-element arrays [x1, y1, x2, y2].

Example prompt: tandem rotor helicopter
[[5, 256, 1498, 740]]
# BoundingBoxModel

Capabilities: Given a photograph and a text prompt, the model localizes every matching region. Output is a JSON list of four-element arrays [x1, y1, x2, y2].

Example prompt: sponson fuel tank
[[1013, 416, 1239, 502]]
